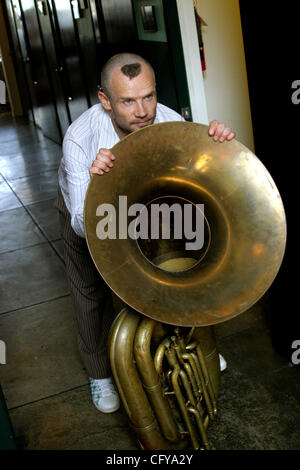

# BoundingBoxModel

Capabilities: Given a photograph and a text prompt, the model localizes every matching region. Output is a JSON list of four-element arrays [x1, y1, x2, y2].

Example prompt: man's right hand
[[89, 148, 115, 176]]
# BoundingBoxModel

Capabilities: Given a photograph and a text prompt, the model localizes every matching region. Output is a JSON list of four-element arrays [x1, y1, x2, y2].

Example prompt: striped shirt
[[58, 102, 184, 238]]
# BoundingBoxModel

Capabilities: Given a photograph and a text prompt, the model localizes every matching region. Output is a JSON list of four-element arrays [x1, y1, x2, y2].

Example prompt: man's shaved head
[[98, 52, 157, 138], [101, 53, 155, 96]]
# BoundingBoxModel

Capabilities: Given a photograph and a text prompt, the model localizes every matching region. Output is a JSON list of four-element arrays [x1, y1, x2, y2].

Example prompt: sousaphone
[[84, 121, 286, 450]]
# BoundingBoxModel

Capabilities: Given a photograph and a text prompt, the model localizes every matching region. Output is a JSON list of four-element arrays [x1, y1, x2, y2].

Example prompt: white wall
[[195, 0, 255, 151]]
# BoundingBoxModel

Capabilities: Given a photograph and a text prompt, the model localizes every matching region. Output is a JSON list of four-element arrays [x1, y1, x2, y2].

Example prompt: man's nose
[[134, 101, 147, 118]]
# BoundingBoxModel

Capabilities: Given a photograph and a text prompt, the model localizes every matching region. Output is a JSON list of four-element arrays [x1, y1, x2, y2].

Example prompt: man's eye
[[124, 99, 132, 105], [145, 94, 153, 101]]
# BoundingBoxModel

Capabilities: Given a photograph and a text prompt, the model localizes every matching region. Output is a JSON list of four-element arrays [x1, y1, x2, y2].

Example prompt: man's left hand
[[208, 120, 235, 142]]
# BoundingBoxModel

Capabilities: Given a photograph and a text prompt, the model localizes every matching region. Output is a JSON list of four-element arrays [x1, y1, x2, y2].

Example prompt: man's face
[[98, 64, 157, 138]]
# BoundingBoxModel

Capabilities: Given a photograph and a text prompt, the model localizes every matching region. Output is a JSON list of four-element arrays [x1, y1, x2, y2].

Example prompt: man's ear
[[98, 91, 112, 111]]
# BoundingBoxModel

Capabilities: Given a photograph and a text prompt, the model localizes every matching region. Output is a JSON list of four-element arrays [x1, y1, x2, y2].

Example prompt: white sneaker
[[89, 376, 120, 413], [219, 354, 227, 372]]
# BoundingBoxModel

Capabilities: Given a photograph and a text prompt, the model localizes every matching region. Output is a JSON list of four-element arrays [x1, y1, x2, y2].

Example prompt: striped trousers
[[55, 189, 121, 379]]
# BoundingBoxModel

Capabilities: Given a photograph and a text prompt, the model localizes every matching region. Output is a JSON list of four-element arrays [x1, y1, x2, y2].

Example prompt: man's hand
[[89, 148, 115, 176], [208, 120, 235, 143]]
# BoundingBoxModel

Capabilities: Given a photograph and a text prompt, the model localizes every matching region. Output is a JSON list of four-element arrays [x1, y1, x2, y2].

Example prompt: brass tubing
[[178, 367, 197, 409], [184, 327, 196, 346], [196, 345, 217, 415], [190, 351, 216, 418], [186, 340, 198, 350], [182, 352, 214, 420], [108, 308, 138, 418], [188, 406, 211, 450], [166, 346, 201, 410], [167, 346, 209, 450], [154, 338, 170, 375], [171, 366, 200, 450], [109, 308, 186, 450], [181, 360, 199, 399], [191, 327, 220, 399], [177, 347, 211, 448], [134, 317, 184, 444], [110, 311, 219, 450]]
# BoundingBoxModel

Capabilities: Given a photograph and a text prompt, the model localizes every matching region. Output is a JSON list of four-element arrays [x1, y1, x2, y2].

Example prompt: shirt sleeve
[[62, 137, 91, 238], [155, 103, 186, 123]]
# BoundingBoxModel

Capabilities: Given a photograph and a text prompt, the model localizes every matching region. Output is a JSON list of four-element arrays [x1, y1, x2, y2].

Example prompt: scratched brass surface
[[84, 122, 286, 327]]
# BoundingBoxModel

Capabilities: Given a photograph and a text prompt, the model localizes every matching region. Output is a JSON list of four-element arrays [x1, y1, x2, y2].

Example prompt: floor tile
[[0, 243, 69, 314], [207, 366, 300, 450], [0, 130, 59, 157], [51, 239, 65, 261], [0, 118, 40, 144], [0, 296, 86, 408], [8, 170, 58, 205], [8, 386, 139, 450], [0, 147, 61, 181], [0, 207, 46, 253], [257, 363, 300, 407], [0, 180, 22, 212], [217, 323, 289, 378], [26, 199, 61, 241]]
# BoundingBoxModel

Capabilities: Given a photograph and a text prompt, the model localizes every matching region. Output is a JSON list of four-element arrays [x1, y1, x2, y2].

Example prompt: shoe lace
[[90, 380, 117, 399]]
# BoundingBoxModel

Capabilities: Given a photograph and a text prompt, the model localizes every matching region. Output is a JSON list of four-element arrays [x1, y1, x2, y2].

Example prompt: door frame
[[176, 0, 208, 124]]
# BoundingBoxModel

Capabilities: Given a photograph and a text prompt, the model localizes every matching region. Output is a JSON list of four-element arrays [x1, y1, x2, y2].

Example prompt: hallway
[[0, 111, 299, 450]]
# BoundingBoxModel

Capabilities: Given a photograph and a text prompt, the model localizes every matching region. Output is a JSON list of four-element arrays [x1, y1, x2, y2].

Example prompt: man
[[55, 53, 235, 414]]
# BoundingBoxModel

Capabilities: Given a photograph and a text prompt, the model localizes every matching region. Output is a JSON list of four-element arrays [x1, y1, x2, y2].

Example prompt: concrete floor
[[0, 111, 299, 451]]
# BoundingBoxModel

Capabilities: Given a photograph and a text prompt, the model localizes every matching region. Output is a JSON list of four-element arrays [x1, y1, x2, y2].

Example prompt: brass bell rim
[[84, 121, 287, 327]]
